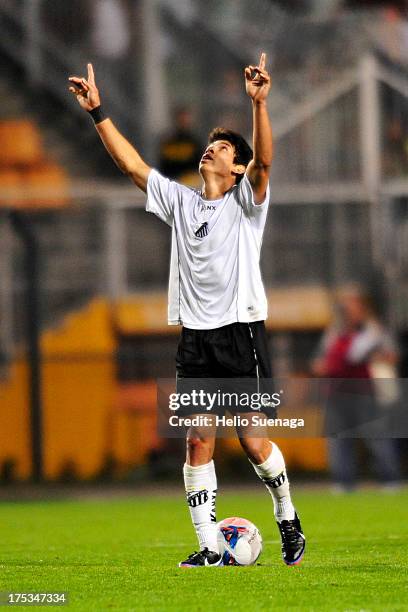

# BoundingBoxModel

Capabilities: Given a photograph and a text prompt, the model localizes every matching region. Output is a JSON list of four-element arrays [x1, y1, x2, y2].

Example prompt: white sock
[[183, 460, 218, 552], [250, 442, 295, 522]]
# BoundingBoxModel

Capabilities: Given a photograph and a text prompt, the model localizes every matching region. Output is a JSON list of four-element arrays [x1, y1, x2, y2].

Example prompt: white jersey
[[146, 169, 270, 329]]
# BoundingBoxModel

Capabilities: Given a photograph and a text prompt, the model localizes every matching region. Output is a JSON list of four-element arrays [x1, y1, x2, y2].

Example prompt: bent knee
[[240, 438, 271, 464], [186, 435, 214, 465], [186, 436, 212, 453]]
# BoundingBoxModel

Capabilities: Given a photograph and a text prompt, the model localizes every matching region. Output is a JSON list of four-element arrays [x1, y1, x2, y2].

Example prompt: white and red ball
[[217, 517, 262, 566]]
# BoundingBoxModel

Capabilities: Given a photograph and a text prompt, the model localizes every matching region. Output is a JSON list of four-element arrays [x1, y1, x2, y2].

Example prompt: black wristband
[[88, 106, 106, 124]]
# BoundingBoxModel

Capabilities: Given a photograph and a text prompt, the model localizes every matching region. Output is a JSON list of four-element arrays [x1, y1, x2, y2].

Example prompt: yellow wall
[[42, 358, 115, 479], [0, 360, 32, 479], [42, 299, 116, 479], [112, 287, 332, 335], [0, 295, 329, 480], [0, 299, 116, 480]]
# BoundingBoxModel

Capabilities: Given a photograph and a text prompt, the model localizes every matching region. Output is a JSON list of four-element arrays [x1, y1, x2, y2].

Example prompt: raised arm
[[244, 53, 273, 204], [68, 64, 151, 193]]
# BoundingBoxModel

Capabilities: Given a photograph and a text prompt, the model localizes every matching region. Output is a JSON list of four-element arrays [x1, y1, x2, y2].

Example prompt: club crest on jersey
[[194, 222, 209, 238]]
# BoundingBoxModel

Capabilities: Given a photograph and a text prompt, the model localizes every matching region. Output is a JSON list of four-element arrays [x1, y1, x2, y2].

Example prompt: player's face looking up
[[199, 140, 246, 184]]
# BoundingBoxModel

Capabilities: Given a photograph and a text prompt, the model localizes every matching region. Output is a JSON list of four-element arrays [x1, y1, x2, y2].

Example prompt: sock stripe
[[251, 442, 295, 522], [184, 461, 218, 552]]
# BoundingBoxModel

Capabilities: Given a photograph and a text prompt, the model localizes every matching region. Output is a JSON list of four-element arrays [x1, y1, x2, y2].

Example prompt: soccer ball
[[217, 517, 262, 566]]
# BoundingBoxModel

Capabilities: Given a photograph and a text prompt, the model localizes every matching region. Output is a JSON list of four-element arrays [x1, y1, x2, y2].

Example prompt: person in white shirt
[[68, 54, 305, 567]]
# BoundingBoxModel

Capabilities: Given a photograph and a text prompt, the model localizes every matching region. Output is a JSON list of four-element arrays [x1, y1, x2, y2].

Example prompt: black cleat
[[179, 547, 223, 568], [277, 512, 306, 566]]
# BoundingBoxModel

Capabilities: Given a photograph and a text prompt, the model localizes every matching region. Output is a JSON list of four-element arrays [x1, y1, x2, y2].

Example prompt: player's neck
[[201, 176, 235, 200]]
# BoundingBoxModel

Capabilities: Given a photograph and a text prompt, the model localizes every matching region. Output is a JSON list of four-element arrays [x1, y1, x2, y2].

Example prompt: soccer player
[[68, 54, 305, 567]]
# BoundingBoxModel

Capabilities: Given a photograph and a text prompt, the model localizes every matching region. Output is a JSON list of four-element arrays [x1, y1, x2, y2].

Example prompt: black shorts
[[175, 321, 275, 417], [176, 321, 272, 378]]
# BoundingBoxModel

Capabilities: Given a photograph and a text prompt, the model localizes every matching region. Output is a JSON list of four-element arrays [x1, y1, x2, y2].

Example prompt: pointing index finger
[[259, 52, 266, 70], [87, 63, 95, 84]]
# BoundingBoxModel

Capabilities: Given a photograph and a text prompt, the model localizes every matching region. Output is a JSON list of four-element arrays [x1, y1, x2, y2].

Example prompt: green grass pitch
[[0, 488, 407, 611]]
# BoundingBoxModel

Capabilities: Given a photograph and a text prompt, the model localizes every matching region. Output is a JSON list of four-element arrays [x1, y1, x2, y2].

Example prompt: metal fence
[[2, 1, 406, 167], [0, 192, 374, 366]]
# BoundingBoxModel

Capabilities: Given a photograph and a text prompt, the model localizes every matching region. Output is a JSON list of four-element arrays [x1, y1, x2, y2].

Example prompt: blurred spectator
[[383, 117, 408, 177], [370, 6, 408, 65], [312, 285, 402, 492], [158, 107, 202, 185]]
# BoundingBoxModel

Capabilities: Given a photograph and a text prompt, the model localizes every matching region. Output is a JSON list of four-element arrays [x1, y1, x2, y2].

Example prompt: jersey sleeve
[[235, 174, 270, 219], [146, 169, 181, 226]]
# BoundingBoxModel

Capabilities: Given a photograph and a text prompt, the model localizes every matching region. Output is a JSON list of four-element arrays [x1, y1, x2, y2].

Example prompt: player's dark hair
[[207, 127, 253, 183]]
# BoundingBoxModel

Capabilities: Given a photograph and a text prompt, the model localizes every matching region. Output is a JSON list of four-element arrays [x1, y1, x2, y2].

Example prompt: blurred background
[[0, 0, 407, 488]]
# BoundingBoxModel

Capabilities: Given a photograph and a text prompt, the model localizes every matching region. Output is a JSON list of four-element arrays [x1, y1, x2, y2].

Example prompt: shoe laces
[[280, 520, 300, 546], [186, 548, 208, 561]]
